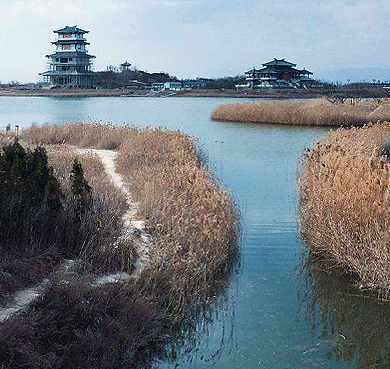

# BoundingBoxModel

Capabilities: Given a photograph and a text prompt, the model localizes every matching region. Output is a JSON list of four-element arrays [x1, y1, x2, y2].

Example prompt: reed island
[[212, 98, 390, 127]]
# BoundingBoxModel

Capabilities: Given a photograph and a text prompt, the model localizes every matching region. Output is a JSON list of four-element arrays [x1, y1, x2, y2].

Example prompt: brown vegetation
[[22, 123, 137, 149], [0, 123, 240, 368], [299, 123, 390, 295], [116, 129, 240, 322], [212, 98, 390, 126]]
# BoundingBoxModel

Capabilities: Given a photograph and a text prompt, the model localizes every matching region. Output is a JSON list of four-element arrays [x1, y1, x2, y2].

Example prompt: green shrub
[[0, 141, 62, 251], [0, 142, 96, 259]]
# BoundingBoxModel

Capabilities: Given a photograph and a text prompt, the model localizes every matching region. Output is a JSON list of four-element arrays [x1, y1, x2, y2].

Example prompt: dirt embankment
[[0, 86, 386, 99]]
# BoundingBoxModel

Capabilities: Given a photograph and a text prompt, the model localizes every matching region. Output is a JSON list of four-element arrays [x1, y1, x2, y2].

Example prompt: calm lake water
[[0, 96, 384, 368]]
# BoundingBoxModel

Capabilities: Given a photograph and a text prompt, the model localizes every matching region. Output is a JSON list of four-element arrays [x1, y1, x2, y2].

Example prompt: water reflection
[[299, 253, 390, 368], [155, 264, 239, 369]]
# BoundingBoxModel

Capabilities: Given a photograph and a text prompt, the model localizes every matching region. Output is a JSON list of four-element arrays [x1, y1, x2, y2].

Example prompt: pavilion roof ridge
[[54, 25, 89, 34]]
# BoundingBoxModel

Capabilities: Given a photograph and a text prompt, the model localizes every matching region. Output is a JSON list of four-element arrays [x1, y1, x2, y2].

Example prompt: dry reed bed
[[5, 123, 240, 368], [116, 129, 240, 321], [23, 123, 240, 318], [299, 122, 390, 295], [212, 98, 390, 126], [23, 122, 137, 149]]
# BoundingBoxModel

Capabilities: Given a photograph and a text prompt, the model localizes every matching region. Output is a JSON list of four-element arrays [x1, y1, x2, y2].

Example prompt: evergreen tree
[[0, 141, 62, 250]]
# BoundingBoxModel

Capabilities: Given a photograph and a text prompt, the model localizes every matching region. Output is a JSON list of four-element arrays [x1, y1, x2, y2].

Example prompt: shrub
[[0, 140, 62, 251]]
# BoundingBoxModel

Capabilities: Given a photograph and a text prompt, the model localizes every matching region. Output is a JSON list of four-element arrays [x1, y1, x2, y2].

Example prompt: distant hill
[[316, 67, 390, 84]]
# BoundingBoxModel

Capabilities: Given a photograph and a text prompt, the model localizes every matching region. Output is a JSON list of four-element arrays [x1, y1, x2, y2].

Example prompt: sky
[[0, 0, 389, 83]]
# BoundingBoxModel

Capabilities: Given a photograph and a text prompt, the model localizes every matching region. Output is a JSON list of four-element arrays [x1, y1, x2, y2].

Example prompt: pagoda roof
[[46, 51, 95, 59], [256, 66, 313, 75], [54, 26, 89, 34], [52, 40, 89, 45], [257, 67, 279, 74], [245, 68, 259, 74], [297, 76, 313, 81], [300, 68, 313, 75], [262, 58, 297, 67], [121, 61, 132, 66]]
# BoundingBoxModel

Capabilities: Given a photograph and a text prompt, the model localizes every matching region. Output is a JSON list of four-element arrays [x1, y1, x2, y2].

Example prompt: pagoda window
[[60, 58, 68, 63], [62, 45, 70, 51], [63, 34, 72, 38], [55, 58, 59, 62]]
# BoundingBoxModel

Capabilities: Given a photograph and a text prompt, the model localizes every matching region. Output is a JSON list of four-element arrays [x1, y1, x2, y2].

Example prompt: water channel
[[1, 96, 387, 368]]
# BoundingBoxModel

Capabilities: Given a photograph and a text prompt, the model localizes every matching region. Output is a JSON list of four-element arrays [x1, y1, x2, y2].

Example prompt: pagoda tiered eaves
[[54, 26, 89, 34], [39, 25, 95, 88], [244, 58, 314, 89]]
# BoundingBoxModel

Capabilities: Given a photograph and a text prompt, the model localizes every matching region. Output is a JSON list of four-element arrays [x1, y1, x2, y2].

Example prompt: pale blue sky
[[0, 0, 389, 82]]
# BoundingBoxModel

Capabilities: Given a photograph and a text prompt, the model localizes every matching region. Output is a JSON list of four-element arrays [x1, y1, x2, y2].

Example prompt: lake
[[1, 96, 384, 368]]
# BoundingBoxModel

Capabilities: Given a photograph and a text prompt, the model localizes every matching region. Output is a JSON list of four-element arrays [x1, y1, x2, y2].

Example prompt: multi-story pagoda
[[245, 58, 313, 88], [40, 26, 95, 88]]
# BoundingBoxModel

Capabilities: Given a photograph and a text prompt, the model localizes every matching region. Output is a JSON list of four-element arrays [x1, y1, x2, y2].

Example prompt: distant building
[[151, 82, 182, 91], [244, 59, 313, 89], [40, 26, 95, 88], [120, 61, 132, 72], [182, 80, 206, 89]]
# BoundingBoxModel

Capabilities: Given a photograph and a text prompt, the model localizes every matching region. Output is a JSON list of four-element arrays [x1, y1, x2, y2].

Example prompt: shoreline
[[0, 86, 386, 99], [0, 124, 240, 368]]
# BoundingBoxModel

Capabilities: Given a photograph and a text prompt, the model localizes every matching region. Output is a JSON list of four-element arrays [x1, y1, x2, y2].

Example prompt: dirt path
[[76, 148, 151, 275]]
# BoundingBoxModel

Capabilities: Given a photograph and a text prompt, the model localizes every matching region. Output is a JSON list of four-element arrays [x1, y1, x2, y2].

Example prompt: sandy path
[[76, 148, 151, 275], [0, 280, 49, 322]]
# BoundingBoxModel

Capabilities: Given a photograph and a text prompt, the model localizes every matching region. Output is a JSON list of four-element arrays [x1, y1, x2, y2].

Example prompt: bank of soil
[[0, 86, 386, 99]]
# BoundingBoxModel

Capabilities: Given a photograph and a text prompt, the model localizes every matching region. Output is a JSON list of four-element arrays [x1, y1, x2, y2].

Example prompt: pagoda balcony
[[42, 70, 94, 76], [260, 77, 278, 81], [58, 36, 87, 41]]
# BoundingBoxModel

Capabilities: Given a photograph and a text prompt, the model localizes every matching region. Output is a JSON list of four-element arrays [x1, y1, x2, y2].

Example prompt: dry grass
[[212, 98, 390, 127], [1, 123, 240, 368], [299, 122, 390, 295], [116, 129, 240, 322], [22, 123, 137, 150]]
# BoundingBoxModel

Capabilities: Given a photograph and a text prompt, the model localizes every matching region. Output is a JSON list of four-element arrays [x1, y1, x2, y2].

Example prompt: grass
[[299, 122, 390, 296], [116, 128, 240, 323], [211, 98, 390, 127], [23, 122, 137, 149], [0, 123, 240, 368]]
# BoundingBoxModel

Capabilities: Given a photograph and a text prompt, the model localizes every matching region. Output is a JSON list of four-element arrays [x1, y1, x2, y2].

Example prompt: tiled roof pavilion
[[54, 26, 89, 34]]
